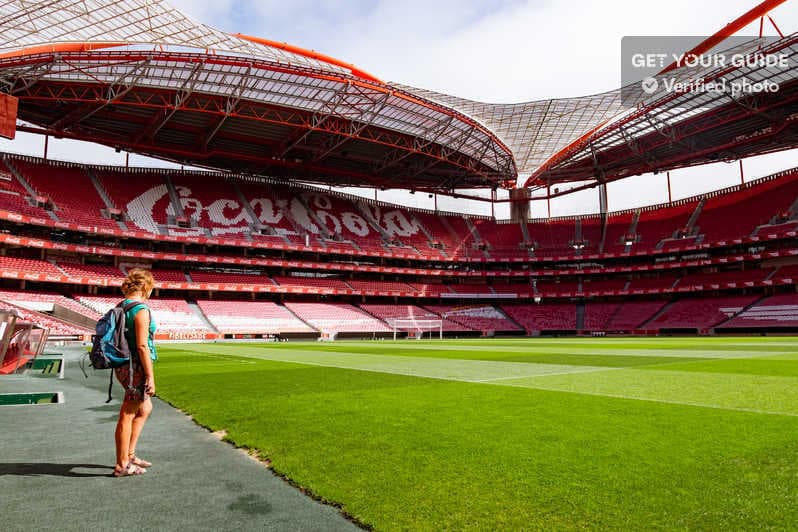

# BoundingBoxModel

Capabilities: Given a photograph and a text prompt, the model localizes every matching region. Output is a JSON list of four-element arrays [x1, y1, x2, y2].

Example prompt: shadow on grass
[[0, 463, 112, 477]]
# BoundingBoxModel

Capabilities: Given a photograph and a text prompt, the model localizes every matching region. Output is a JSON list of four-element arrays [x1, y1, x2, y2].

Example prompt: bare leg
[[115, 399, 142, 469], [128, 397, 152, 461]]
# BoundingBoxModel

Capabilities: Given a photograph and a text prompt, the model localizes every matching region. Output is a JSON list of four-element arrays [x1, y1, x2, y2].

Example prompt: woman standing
[[113, 268, 158, 477]]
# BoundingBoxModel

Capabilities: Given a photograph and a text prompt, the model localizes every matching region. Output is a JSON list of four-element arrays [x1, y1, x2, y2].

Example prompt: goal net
[[386, 318, 443, 340]]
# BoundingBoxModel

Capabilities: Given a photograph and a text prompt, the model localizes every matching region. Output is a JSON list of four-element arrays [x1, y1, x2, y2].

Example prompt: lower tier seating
[[77, 296, 211, 334], [719, 293, 798, 328], [643, 295, 759, 329], [501, 303, 577, 331], [197, 300, 314, 333], [424, 305, 522, 332], [284, 302, 391, 333]]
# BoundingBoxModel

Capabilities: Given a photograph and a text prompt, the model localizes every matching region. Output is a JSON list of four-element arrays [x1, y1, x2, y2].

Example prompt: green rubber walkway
[[0, 347, 358, 531]]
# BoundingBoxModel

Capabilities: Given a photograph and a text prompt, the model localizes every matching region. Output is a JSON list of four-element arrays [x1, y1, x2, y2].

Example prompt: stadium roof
[[0, 0, 795, 194]]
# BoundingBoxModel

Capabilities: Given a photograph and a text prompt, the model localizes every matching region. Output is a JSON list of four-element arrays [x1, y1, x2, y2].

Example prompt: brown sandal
[[128, 451, 152, 468], [113, 462, 146, 477]]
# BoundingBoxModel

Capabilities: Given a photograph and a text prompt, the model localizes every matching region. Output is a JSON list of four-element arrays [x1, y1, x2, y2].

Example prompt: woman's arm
[[134, 309, 155, 397]]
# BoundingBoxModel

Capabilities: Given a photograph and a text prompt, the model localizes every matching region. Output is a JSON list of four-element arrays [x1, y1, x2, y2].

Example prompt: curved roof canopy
[[0, 0, 795, 193]]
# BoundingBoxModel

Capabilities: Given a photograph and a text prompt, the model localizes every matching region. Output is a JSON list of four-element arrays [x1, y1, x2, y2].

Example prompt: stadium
[[1, 0, 797, 529]]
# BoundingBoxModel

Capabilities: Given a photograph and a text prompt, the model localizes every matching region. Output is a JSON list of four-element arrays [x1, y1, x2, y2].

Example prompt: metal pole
[[667, 172, 672, 203], [43, 135, 48, 160], [739, 160, 745, 186]]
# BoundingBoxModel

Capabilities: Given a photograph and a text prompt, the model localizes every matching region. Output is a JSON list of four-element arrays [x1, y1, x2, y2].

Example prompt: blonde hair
[[121, 268, 155, 298]]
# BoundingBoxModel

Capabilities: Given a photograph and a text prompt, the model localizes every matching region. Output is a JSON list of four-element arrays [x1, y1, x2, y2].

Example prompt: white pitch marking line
[[469, 366, 623, 382], [189, 347, 798, 418], [488, 384, 798, 418]]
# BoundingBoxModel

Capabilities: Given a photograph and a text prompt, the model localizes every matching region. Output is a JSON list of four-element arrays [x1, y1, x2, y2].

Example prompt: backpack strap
[[106, 371, 114, 404]]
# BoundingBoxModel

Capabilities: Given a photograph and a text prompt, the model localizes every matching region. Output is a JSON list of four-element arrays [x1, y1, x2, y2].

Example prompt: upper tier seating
[[296, 190, 387, 253], [95, 169, 170, 231], [170, 174, 252, 237], [412, 211, 471, 257], [632, 202, 697, 251], [441, 215, 477, 258], [501, 303, 577, 331], [719, 293, 798, 328], [197, 300, 314, 333], [1, 156, 794, 263], [11, 158, 118, 229], [473, 220, 524, 257], [527, 220, 576, 256], [602, 212, 636, 254], [697, 174, 798, 242], [284, 302, 391, 333], [580, 217, 603, 254], [237, 182, 306, 245], [0, 161, 54, 218], [643, 295, 758, 329]]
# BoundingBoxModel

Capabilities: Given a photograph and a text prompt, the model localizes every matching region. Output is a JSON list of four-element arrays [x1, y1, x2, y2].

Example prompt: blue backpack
[[85, 301, 147, 402]]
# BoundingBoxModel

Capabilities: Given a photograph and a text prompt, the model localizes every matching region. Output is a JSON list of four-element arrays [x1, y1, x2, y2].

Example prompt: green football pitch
[[155, 337, 798, 530]]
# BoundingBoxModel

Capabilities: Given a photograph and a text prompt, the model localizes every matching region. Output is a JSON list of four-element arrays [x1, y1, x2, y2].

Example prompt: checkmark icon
[[641, 77, 659, 95]]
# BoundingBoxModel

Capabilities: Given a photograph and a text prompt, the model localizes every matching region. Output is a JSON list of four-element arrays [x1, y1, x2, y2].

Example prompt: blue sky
[[2, 0, 796, 216]]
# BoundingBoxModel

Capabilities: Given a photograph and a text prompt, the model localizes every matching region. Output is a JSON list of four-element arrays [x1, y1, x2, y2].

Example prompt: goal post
[[386, 318, 443, 340]]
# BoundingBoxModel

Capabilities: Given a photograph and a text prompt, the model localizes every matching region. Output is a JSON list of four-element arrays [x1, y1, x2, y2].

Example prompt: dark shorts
[[114, 363, 147, 402]]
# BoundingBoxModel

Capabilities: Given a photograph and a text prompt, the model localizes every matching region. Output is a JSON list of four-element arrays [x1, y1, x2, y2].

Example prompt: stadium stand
[[56, 261, 124, 280], [346, 279, 417, 293], [360, 304, 467, 332], [642, 295, 758, 330], [527, 219, 576, 256], [0, 154, 795, 338], [77, 296, 211, 334], [696, 173, 798, 242], [273, 276, 352, 291], [9, 158, 119, 230], [719, 293, 798, 328], [0, 255, 63, 275], [501, 303, 577, 332], [0, 289, 101, 321], [0, 299, 91, 337], [601, 300, 668, 331], [284, 302, 391, 334], [190, 270, 268, 285], [197, 300, 314, 334], [425, 305, 522, 332]]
